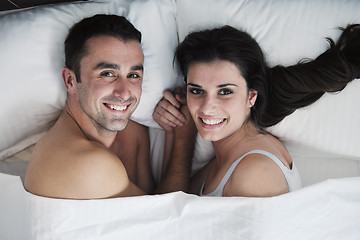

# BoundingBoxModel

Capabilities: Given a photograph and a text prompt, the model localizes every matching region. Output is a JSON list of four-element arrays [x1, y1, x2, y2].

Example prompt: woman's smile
[[199, 116, 227, 129]]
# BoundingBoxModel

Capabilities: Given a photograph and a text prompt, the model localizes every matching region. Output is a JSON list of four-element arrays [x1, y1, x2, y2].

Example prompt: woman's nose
[[201, 95, 217, 115]]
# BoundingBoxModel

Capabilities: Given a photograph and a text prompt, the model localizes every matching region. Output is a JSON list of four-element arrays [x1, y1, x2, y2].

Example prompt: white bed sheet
[[1, 173, 359, 240]]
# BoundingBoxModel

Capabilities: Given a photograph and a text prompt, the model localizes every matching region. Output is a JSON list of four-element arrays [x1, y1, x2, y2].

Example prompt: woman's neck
[[212, 122, 260, 166]]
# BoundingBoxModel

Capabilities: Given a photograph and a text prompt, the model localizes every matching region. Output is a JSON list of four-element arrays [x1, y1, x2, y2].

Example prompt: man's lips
[[104, 103, 129, 111]]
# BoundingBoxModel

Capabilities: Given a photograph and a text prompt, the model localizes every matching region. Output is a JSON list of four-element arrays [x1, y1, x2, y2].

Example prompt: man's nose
[[113, 78, 131, 100]]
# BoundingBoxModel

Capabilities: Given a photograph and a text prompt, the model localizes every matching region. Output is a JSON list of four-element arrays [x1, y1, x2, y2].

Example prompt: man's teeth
[[201, 118, 224, 125], [108, 104, 127, 111]]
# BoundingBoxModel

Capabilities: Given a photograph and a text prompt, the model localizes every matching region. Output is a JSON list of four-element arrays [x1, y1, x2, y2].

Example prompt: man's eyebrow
[[131, 64, 144, 72], [94, 62, 144, 72], [94, 62, 120, 70]]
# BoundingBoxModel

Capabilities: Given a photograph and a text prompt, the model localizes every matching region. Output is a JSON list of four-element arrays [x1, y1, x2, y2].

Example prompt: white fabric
[[285, 143, 360, 187], [1, 173, 360, 239], [0, 174, 31, 239]]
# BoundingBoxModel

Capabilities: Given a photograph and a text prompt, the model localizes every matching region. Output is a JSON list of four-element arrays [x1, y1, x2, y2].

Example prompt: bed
[[1, 0, 360, 239]]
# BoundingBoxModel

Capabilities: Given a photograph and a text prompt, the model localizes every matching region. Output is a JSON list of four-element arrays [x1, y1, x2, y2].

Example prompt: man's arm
[[110, 120, 154, 194], [135, 122, 155, 194]]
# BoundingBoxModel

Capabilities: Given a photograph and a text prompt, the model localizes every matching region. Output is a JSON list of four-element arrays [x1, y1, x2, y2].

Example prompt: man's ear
[[248, 90, 258, 107], [62, 67, 77, 94]]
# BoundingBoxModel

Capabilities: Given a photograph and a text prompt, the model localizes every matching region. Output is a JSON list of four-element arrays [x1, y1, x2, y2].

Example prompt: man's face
[[75, 35, 144, 133]]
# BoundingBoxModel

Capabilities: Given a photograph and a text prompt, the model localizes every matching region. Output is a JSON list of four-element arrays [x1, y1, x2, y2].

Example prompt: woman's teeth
[[201, 118, 225, 125]]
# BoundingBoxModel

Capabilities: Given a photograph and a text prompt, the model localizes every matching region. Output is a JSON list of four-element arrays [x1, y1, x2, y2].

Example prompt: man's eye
[[100, 71, 115, 77], [219, 89, 233, 95], [128, 73, 140, 78], [128, 73, 142, 83], [188, 88, 203, 95]]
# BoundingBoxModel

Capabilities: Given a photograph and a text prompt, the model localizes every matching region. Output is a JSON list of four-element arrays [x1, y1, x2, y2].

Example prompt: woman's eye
[[188, 88, 203, 95], [219, 89, 233, 95]]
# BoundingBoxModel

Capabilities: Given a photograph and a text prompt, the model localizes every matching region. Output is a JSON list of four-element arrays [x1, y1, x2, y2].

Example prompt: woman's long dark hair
[[262, 24, 360, 127], [175, 24, 360, 130]]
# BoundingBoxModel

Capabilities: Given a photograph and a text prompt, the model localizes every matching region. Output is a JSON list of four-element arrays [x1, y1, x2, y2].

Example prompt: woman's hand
[[153, 88, 187, 132]]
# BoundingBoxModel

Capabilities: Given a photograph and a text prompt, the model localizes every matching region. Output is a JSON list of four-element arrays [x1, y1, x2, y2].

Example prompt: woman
[[153, 24, 360, 197]]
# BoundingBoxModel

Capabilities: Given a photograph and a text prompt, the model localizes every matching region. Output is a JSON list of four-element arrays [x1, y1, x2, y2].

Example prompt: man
[[25, 15, 196, 199]]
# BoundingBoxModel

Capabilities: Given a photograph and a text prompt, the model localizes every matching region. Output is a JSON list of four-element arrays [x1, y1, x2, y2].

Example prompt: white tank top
[[200, 150, 302, 196]]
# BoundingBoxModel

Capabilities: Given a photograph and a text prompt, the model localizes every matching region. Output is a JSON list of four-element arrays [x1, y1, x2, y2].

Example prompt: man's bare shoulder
[[25, 133, 143, 199]]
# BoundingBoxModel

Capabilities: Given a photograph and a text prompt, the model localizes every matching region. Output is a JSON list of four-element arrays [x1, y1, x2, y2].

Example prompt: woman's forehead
[[187, 60, 246, 86]]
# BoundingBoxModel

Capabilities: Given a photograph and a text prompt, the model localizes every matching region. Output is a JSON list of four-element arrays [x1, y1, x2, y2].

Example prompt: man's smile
[[104, 103, 128, 111]]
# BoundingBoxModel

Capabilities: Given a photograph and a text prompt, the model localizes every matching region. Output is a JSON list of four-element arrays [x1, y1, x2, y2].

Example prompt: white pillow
[[270, 80, 360, 158], [176, 0, 360, 159], [285, 143, 360, 187], [126, 0, 182, 128], [0, 0, 180, 160]]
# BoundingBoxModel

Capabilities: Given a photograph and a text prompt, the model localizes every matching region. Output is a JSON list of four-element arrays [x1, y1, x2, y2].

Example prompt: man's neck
[[64, 101, 117, 148]]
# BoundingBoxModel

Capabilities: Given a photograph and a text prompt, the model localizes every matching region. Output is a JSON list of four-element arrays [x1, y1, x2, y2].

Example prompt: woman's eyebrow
[[187, 83, 202, 88], [187, 83, 238, 88], [217, 83, 238, 88]]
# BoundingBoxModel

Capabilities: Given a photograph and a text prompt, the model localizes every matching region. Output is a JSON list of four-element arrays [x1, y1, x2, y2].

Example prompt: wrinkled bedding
[[1, 173, 359, 240]]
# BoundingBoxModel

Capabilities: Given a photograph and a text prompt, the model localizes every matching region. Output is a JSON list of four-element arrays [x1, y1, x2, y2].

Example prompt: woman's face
[[186, 60, 257, 142]]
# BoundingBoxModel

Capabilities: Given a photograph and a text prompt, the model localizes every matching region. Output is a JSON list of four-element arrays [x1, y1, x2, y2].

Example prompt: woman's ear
[[248, 90, 258, 107], [62, 67, 77, 94]]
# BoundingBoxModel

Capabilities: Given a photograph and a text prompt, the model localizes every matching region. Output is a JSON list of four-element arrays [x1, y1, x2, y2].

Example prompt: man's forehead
[[82, 36, 144, 66], [84, 35, 142, 54]]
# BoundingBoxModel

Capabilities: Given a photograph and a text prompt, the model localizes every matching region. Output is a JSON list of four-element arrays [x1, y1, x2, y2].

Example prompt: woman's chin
[[198, 131, 222, 142]]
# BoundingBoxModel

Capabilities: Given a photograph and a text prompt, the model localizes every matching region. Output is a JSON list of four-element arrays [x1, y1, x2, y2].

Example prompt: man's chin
[[111, 121, 130, 132], [97, 118, 129, 132]]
